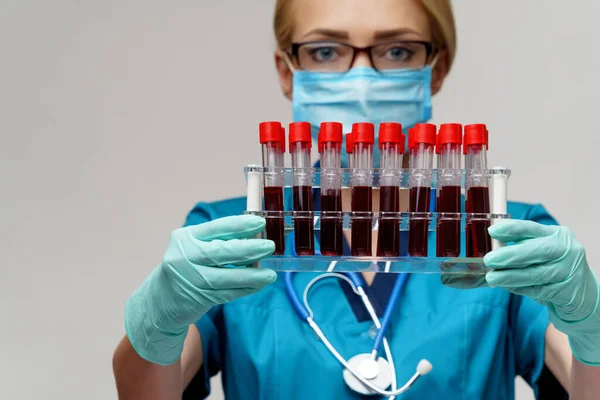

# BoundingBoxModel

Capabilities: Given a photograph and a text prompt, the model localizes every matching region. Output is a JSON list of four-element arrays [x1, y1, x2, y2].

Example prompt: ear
[[275, 49, 293, 101], [431, 49, 450, 96]]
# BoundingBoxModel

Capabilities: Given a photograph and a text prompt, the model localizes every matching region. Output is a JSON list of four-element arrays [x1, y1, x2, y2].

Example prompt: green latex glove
[[484, 220, 600, 365], [125, 215, 277, 365]]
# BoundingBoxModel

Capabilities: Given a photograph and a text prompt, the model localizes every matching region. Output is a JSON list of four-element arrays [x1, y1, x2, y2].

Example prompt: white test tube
[[246, 164, 263, 213], [491, 166, 508, 250]]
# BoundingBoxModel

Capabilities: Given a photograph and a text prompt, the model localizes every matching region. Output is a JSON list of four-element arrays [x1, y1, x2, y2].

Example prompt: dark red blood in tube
[[264, 186, 285, 255], [351, 186, 373, 256], [320, 190, 343, 256], [377, 186, 400, 256], [408, 186, 431, 257], [293, 185, 314, 255], [466, 186, 491, 257], [436, 185, 461, 257]]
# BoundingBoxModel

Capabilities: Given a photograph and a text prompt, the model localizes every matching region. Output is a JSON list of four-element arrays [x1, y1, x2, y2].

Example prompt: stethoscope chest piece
[[343, 353, 392, 395]]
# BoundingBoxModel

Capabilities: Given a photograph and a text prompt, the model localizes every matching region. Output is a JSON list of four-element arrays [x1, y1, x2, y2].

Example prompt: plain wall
[[1, 1, 598, 399]]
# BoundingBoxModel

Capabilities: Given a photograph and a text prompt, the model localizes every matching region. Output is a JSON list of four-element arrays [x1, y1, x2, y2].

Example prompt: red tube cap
[[436, 123, 462, 154], [318, 122, 342, 153], [279, 126, 286, 152], [259, 121, 283, 144], [318, 122, 343, 143], [346, 133, 353, 154], [409, 123, 436, 150], [352, 122, 375, 144], [463, 124, 488, 154], [399, 132, 406, 153], [378, 122, 403, 151], [288, 122, 311, 151]]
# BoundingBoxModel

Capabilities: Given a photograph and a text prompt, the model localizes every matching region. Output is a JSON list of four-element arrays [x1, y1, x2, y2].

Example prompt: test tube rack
[[245, 165, 510, 276]]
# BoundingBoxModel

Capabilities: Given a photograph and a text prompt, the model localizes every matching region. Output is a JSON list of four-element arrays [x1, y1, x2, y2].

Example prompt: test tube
[[464, 124, 492, 257], [318, 122, 344, 256], [436, 123, 463, 257], [289, 122, 314, 255], [346, 133, 354, 169], [351, 123, 374, 256], [491, 166, 508, 251], [259, 121, 285, 255], [408, 123, 436, 257], [377, 122, 404, 257]]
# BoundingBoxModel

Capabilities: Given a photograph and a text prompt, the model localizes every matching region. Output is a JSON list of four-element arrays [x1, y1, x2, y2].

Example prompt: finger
[[186, 215, 265, 241], [200, 276, 278, 304], [193, 238, 275, 267], [483, 236, 566, 269], [488, 220, 557, 242], [485, 263, 569, 288], [484, 280, 563, 304], [194, 266, 278, 292]]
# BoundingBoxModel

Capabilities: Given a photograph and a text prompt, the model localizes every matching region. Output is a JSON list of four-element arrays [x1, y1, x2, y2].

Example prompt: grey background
[[1, 1, 598, 399]]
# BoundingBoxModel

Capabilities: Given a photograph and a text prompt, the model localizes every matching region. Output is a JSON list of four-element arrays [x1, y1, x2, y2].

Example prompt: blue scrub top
[[184, 194, 558, 400]]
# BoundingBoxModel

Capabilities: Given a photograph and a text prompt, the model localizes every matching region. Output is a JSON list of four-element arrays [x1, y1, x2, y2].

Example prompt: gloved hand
[[125, 215, 277, 365], [484, 220, 600, 365]]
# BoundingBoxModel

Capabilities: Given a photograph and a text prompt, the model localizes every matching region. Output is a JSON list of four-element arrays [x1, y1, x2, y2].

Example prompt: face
[[275, 0, 449, 99]]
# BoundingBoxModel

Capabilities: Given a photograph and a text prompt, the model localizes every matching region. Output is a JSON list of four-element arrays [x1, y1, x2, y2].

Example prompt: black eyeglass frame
[[289, 40, 440, 72]]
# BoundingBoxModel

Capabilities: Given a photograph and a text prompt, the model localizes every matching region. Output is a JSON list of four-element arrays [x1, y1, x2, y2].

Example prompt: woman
[[112, 0, 600, 398]]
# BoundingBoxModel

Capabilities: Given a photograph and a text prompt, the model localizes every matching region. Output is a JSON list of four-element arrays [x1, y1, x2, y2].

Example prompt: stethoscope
[[284, 270, 432, 398]]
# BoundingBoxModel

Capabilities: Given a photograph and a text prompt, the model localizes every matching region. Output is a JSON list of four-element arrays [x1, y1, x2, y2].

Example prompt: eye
[[307, 46, 339, 62], [384, 46, 413, 62]]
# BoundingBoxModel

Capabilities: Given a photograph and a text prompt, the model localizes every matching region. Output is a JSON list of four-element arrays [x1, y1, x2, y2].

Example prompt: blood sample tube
[[464, 124, 492, 257], [377, 122, 404, 257], [318, 122, 344, 256], [408, 123, 436, 257], [351, 123, 375, 256], [346, 133, 354, 169], [289, 122, 314, 255], [436, 123, 462, 257], [259, 121, 285, 255]]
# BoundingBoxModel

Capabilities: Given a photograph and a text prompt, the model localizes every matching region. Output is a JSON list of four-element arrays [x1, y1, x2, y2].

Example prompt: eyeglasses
[[289, 40, 439, 73]]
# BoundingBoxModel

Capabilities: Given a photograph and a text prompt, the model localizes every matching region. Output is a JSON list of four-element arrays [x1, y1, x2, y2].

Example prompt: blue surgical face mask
[[292, 66, 432, 167]]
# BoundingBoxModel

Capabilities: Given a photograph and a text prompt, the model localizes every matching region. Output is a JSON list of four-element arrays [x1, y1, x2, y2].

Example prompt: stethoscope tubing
[[284, 271, 427, 397], [284, 271, 408, 355]]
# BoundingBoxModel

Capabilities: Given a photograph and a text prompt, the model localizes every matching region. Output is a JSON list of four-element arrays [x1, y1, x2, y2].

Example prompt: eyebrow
[[302, 28, 350, 40], [301, 27, 424, 42], [374, 28, 423, 40]]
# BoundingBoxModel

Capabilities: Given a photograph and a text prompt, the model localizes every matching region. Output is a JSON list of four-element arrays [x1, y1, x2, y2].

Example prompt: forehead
[[291, 0, 431, 44]]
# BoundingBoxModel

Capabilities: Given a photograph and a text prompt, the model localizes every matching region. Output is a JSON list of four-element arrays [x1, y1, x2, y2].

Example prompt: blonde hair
[[274, 0, 457, 69]]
